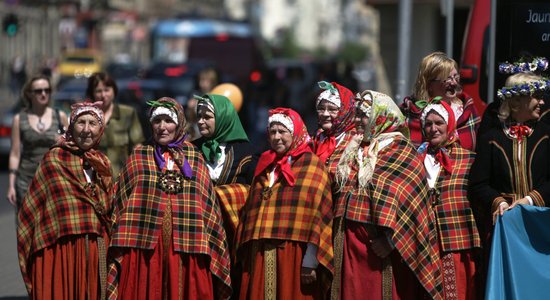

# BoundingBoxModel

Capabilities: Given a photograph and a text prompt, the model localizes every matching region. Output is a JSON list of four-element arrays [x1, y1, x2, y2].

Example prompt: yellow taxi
[[58, 49, 102, 80]]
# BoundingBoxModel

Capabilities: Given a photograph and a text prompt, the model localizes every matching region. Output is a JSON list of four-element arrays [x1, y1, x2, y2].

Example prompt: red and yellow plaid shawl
[[344, 136, 443, 299], [434, 143, 481, 251], [238, 152, 334, 273], [109, 143, 231, 294], [17, 147, 112, 289]]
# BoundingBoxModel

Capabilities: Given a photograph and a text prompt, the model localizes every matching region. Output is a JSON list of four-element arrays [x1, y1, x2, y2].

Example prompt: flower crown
[[498, 57, 549, 74], [496, 79, 550, 100]]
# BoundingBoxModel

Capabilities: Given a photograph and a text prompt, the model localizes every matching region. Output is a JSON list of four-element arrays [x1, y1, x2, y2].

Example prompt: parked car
[[58, 49, 102, 85], [105, 61, 145, 80], [0, 104, 17, 166]]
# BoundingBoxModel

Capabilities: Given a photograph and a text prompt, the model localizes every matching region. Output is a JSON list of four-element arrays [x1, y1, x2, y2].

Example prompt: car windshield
[[64, 56, 95, 63]]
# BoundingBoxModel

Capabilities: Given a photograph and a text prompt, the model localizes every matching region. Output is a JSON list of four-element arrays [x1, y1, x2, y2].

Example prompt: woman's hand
[[7, 186, 16, 207], [300, 267, 317, 285], [370, 236, 393, 258], [508, 197, 530, 210], [492, 201, 510, 224]]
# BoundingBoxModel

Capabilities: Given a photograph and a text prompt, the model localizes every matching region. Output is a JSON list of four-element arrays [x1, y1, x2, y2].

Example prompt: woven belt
[[331, 216, 345, 300], [264, 243, 277, 300]]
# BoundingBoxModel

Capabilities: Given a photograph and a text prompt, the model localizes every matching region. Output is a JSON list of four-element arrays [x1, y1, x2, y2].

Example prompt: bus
[[149, 18, 265, 85]]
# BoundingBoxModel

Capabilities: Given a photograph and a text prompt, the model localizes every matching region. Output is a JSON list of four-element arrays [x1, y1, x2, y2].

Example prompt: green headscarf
[[196, 94, 249, 162]]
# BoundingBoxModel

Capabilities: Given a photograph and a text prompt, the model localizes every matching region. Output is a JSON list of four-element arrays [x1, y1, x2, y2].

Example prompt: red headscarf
[[315, 81, 356, 163], [254, 108, 312, 186], [419, 100, 457, 173], [54, 101, 112, 188]]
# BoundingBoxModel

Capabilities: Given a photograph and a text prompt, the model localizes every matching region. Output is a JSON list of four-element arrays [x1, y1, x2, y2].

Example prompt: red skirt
[[239, 240, 326, 300], [30, 233, 108, 300], [341, 221, 428, 300], [114, 235, 215, 300]]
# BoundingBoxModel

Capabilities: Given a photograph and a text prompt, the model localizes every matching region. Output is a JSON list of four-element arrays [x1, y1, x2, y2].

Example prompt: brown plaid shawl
[[109, 143, 231, 294], [238, 152, 334, 273], [17, 147, 112, 289], [434, 144, 481, 252], [344, 136, 443, 299]]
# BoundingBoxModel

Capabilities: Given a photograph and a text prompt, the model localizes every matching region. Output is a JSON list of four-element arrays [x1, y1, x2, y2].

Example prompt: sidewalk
[[0, 206, 28, 299]]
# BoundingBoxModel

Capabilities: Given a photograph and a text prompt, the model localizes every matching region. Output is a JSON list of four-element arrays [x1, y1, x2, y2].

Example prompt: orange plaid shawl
[[238, 152, 334, 273]]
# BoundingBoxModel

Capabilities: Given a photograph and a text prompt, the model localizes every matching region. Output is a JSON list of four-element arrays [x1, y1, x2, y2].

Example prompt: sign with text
[[510, 3, 550, 57]]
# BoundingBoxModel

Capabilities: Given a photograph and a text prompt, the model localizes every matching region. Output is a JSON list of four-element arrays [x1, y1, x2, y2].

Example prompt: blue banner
[[486, 205, 550, 299]]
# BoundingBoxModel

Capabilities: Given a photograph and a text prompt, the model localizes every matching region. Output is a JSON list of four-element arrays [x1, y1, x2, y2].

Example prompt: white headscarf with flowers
[[336, 90, 409, 192]]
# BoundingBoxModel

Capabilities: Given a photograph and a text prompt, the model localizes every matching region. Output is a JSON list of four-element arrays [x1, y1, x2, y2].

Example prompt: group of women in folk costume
[[15, 52, 550, 300]]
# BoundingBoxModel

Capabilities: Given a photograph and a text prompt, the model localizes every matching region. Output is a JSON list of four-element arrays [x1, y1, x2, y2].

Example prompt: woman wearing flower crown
[[478, 56, 550, 137], [236, 108, 333, 299], [333, 90, 443, 300], [469, 72, 550, 295], [418, 99, 481, 300], [107, 97, 231, 299], [17, 101, 112, 299], [401, 52, 481, 151]]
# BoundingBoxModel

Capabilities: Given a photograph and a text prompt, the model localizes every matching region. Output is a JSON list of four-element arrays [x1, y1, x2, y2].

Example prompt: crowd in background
[[6, 51, 550, 299]]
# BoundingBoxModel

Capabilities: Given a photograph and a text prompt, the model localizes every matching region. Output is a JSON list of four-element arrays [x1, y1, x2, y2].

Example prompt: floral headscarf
[[54, 101, 112, 188], [356, 90, 409, 141], [337, 90, 408, 192], [195, 94, 249, 162], [254, 108, 312, 186], [417, 100, 458, 174], [315, 81, 356, 163], [147, 97, 192, 178]]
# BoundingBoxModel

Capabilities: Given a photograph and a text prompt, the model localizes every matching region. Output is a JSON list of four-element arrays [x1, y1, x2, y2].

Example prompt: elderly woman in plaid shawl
[[17, 101, 113, 299], [418, 99, 481, 300], [312, 81, 356, 176], [107, 97, 231, 299], [333, 90, 443, 300], [237, 107, 334, 299]]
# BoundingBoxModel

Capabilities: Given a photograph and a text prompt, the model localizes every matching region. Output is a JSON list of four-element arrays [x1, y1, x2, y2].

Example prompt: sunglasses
[[32, 88, 52, 95]]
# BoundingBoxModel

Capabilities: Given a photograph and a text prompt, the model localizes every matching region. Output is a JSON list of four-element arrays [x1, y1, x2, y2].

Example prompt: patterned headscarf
[[254, 108, 312, 186], [54, 101, 112, 188], [195, 94, 249, 162], [337, 90, 408, 192], [315, 81, 356, 163], [357, 90, 409, 141], [147, 97, 192, 178], [418, 100, 458, 173]]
